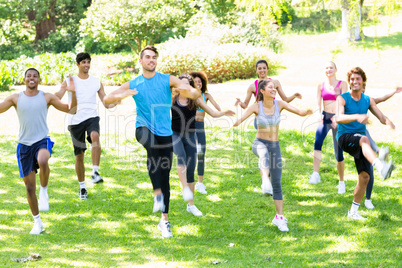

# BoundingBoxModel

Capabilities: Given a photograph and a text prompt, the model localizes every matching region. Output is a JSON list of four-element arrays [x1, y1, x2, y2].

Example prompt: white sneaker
[[38, 191, 49, 211], [187, 204, 203, 216], [365, 199, 375, 209], [337, 182, 346, 194], [195, 182, 207, 194], [153, 194, 165, 213], [272, 215, 289, 232], [378, 160, 394, 180], [378, 146, 390, 161], [157, 221, 173, 238], [182, 186, 194, 201], [29, 222, 44, 235], [309, 172, 320, 184], [91, 172, 103, 183], [347, 210, 367, 221], [261, 178, 273, 195]]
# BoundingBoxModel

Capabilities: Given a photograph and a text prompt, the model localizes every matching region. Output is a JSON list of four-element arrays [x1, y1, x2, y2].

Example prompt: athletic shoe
[[195, 182, 207, 194], [183, 186, 194, 201], [153, 194, 165, 213], [347, 210, 367, 221], [365, 199, 375, 209], [29, 222, 44, 235], [378, 160, 394, 181], [157, 221, 173, 238], [79, 188, 88, 200], [38, 191, 49, 211], [91, 172, 103, 183], [187, 204, 203, 216], [261, 178, 273, 195], [337, 183, 346, 194], [378, 146, 390, 161], [272, 215, 289, 232], [309, 172, 321, 184]]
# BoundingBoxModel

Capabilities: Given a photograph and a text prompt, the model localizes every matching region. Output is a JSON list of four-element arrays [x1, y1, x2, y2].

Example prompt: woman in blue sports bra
[[309, 61, 348, 192], [190, 71, 222, 195], [233, 80, 312, 232], [235, 60, 302, 129]]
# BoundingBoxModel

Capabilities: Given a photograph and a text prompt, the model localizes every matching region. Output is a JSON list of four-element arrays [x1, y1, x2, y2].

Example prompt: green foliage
[[290, 9, 342, 33], [202, 0, 238, 24], [268, 0, 296, 26], [80, 0, 196, 53], [157, 37, 281, 83], [0, 62, 12, 91]]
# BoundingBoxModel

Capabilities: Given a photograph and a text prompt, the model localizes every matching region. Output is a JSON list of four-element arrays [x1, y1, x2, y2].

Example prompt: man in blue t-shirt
[[336, 67, 395, 221], [104, 46, 200, 238]]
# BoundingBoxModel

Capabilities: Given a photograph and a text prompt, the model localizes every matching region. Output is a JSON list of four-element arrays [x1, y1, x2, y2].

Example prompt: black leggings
[[135, 127, 173, 213]]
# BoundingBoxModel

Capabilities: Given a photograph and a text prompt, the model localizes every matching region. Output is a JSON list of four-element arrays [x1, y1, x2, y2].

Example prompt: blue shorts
[[16, 137, 54, 178]]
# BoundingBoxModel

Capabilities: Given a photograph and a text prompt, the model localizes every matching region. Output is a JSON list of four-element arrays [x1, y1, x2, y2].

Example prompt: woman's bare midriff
[[323, 100, 337, 114], [255, 126, 280, 141], [195, 111, 206, 122]]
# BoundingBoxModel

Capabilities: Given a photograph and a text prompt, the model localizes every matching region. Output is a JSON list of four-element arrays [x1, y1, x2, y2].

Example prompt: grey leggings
[[195, 121, 206, 176], [172, 131, 197, 183], [252, 138, 283, 200]]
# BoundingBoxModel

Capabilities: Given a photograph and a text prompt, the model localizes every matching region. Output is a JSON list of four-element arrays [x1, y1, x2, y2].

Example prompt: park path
[[1, 15, 401, 145]]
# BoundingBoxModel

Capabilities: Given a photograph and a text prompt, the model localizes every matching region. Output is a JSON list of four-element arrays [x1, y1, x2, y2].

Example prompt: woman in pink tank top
[[309, 61, 348, 191]]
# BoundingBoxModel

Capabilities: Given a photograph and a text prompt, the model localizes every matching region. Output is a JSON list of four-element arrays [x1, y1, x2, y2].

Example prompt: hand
[[304, 109, 313, 116], [234, 98, 242, 106], [395, 87, 402, 94], [357, 114, 369, 124], [223, 109, 235, 116], [330, 116, 338, 129], [66, 76, 75, 93], [294, 93, 302, 99], [123, 88, 138, 98], [385, 117, 395, 129]]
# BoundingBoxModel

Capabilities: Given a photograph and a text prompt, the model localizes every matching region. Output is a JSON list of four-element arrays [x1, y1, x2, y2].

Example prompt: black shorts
[[16, 137, 54, 178], [68, 116, 100, 155], [338, 133, 371, 174]]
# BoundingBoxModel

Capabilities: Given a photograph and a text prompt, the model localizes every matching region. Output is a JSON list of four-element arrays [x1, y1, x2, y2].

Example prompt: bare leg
[[23, 172, 38, 216], [75, 152, 85, 182], [90, 131, 101, 166], [274, 200, 283, 215], [198, 175, 203, 183], [187, 182, 195, 206], [177, 164, 188, 189], [353, 171, 370, 204], [37, 149, 50, 187], [161, 213, 168, 221], [360, 137, 377, 164], [337, 160, 345, 182], [313, 150, 322, 172]]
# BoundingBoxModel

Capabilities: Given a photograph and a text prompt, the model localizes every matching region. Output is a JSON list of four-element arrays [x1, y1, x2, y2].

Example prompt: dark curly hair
[[172, 74, 198, 111], [190, 71, 208, 93], [347, 67, 367, 88]]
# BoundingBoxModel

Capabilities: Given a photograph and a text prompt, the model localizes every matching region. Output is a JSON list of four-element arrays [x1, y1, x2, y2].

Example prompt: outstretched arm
[[0, 94, 18, 113], [104, 82, 137, 105], [275, 79, 302, 103], [369, 97, 395, 129], [98, 83, 117, 108], [48, 76, 77, 113], [278, 100, 313, 116], [373, 87, 402, 104], [335, 96, 368, 124], [205, 93, 221, 111], [55, 79, 68, 100], [235, 84, 254, 109], [233, 103, 258, 127], [170, 76, 201, 100], [197, 98, 234, 118]]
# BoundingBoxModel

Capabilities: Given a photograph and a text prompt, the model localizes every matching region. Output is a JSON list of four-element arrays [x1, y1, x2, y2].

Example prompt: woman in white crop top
[[233, 80, 312, 232]]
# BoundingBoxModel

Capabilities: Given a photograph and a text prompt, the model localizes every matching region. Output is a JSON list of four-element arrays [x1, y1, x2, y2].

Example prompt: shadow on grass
[[356, 32, 402, 49]]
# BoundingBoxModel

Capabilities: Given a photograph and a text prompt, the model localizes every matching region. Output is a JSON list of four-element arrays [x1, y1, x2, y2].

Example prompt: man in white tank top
[[56, 53, 111, 200], [0, 68, 76, 234]]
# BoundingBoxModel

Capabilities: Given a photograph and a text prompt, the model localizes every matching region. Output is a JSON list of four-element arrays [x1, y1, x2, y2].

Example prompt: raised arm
[[369, 97, 395, 129], [235, 83, 255, 109], [0, 94, 18, 113], [274, 79, 302, 103], [197, 97, 234, 118], [205, 93, 221, 111], [278, 100, 313, 116], [104, 82, 137, 105], [335, 96, 368, 125], [48, 77, 77, 113], [170, 76, 200, 100], [97, 83, 117, 108], [233, 103, 258, 127], [55, 79, 68, 100], [373, 87, 401, 104]]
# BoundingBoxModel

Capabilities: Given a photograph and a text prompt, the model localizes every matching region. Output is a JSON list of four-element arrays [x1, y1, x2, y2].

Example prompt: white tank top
[[16, 91, 49, 146], [67, 75, 100, 125]]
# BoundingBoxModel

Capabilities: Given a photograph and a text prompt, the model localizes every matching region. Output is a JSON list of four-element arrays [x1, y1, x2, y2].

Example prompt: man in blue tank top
[[104, 46, 200, 238], [336, 67, 395, 221], [0, 68, 77, 234]]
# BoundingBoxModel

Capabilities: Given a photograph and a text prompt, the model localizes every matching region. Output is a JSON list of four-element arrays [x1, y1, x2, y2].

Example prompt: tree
[[80, 0, 196, 53], [341, 0, 363, 41]]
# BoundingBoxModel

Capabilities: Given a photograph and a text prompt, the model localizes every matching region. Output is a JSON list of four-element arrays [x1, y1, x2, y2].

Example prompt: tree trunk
[[341, 0, 363, 41], [27, 0, 57, 41]]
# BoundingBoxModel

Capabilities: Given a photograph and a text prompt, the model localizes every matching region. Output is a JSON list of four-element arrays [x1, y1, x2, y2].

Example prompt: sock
[[276, 214, 284, 220], [40, 185, 48, 195], [339, 181, 345, 185], [351, 202, 360, 213], [262, 176, 270, 184], [372, 158, 382, 171], [93, 165, 99, 175], [33, 214, 41, 224], [79, 181, 86, 189]]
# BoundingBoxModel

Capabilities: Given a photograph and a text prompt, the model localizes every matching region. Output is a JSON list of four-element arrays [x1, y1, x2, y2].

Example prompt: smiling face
[[194, 76, 202, 90], [24, 69, 40, 90], [324, 61, 337, 77], [262, 81, 276, 98], [77, 58, 91, 74], [349, 73, 363, 92], [139, 49, 157, 72], [256, 63, 268, 79]]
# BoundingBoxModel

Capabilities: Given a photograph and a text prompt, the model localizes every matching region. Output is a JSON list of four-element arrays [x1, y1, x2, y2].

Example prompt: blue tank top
[[336, 92, 371, 140], [197, 93, 207, 111], [257, 100, 280, 127], [129, 72, 172, 136]]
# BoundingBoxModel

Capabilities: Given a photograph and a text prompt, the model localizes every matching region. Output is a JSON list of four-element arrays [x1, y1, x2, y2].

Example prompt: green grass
[[0, 128, 401, 267]]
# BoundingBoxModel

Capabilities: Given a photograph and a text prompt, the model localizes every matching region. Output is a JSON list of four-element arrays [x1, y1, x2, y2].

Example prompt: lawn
[[0, 127, 400, 267]]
